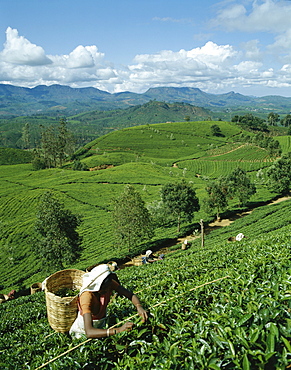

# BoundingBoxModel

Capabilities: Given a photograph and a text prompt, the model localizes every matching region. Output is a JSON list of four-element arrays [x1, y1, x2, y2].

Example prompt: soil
[[119, 195, 291, 269]]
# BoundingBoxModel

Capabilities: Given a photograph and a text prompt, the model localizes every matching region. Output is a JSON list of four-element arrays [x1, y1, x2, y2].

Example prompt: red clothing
[[78, 280, 119, 320]]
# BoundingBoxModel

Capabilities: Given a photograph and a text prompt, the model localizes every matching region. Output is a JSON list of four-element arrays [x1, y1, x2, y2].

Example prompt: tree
[[112, 185, 154, 254], [204, 179, 228, 220], [232, 114, 267, 131], [58, 118, 75, 166], [160, 180, 200, 232], [281, 114, 291, 127], [210, 124, 224, 137], [21, 123, 31, 149], [266, 152, 291, 195], [40, 119, 75, 168], [224, 168, 256, 207], [267, 112, 280, 126], [34, 191, 83, 273]]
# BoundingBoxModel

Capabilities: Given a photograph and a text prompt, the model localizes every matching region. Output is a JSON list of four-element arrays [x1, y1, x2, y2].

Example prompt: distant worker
[[235, 233, 245, 241], [182, 239, 189, 250], [142, 250, 157, 264], [69, 264, 148, 339]]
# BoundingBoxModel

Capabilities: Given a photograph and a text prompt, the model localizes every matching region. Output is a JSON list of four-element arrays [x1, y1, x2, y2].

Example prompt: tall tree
[[161, 180, 200, 232], [112, 185, 154, 254], [204, 179, 228, 220], [40, 119, 75, 168], [21, 122, 31, 149], [34, 191, 83, 273], [267, 152, 291, 195], [224, 168, 256, 207], [58, 118, 75, 166], [281, 114, 291, 127], [268, 112, 280, 126]]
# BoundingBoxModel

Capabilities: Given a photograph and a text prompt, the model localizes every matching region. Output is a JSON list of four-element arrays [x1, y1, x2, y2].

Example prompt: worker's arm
[[115, 285, 148, 323], [83, 313, 133, 338]]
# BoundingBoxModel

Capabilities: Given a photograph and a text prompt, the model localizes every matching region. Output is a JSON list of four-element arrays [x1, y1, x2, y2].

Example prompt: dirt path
[[119, 195, 290, 269]]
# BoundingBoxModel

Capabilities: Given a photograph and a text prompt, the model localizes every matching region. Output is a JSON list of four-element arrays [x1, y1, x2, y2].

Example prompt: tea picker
[[69, 263, 148, 339]]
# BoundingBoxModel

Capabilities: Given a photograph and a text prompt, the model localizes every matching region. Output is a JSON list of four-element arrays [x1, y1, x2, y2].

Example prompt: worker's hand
[[119, 321, 134, 333], [137, 305, 148, 322]]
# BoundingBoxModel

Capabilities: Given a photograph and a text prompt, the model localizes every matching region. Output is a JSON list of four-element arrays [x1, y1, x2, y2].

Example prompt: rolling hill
[[1, 83, 291, 117], [1, 119, 290, 294], [0, 118, 291, 369]]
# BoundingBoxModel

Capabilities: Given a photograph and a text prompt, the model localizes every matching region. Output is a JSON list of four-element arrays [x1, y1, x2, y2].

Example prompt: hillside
[[0, 101, 211, 149], [1, 83, 291, 117], [0, 199, 290, 369], [0, 118, 291, 368], [1, 119, 290, 294]]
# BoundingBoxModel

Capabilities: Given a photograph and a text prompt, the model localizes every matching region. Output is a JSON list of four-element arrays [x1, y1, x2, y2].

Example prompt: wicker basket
[[30, 282, 42, 295], [0, 294, 8, 304], [45, 269, 85, 333]]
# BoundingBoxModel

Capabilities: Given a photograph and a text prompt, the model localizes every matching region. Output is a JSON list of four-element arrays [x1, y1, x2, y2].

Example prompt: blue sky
[[1, 0, 291, 96]]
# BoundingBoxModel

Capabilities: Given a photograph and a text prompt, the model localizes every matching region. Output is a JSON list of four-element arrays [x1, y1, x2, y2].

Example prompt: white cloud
[[0, 27, 52, 66], [2, 25, 291, 95], [240, 40, 262, 62], [212, 0, 291, 33]]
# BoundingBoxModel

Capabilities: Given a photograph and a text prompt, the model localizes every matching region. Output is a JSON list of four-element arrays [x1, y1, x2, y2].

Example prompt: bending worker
[[69, 264, 148, 339]]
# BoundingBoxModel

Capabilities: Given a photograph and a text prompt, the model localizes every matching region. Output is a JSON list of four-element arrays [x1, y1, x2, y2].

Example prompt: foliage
[[267, 112, 280, 126], [204, 179, 228, 220], [112, 185, 154, 254], [39, 118, 75, 168], [232, 113, 268, 132], [0, 147, 33, 165], [161, 180, 200, 232], [0, 222, 291, 369], [72, 159, 88, 171], [34, 191, 83, 273], [210, 124, 224, 137], [281, 114, 291, 127], [266, 152, 291, 195], [224, 168, 256, 207]]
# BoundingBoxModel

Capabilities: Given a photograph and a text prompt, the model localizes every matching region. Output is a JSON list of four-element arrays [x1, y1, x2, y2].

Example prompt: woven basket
[[45, 269, 85, 333], [0, 294, 8, 304], [30, 282, 42, 295]]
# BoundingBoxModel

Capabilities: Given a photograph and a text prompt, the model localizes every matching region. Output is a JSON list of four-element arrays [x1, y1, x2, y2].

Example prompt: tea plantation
[[0, 119, 290, 369], [0, 205, 290, 369]]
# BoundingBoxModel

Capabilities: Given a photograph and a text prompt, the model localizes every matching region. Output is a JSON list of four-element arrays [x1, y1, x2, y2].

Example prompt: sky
[[1, 0, 291, 97]]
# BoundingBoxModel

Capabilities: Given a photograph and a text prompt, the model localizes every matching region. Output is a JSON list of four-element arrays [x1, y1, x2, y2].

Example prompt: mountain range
[[1, 84, 291, 117]]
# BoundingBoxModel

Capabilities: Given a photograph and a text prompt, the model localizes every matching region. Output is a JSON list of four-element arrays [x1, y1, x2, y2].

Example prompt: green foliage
[[0, 147, 33, 165], [204, 179, 228, 220], [112, 185, 154, 254], [1, 222, 291, 369], [232, 113, 267, 131], [161, 180, 200, 232], [31, 156, 46, 170], [210, 124, 224, 137], [40, 118, 75, 168], [267, 152, 291, 195], [224, 168, 256, 206], [267, 112, 280, 126], [280, 114, 291, 127], [34, 191, 83, 273]]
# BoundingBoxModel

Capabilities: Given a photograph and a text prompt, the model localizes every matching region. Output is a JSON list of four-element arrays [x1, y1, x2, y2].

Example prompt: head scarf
[[80, 264, 111, 294], [145, 250, 153, 257]]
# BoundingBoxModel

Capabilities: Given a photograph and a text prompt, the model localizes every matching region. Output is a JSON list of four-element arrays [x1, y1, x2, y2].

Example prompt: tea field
[[0, 118, 291, 369], [0, 120, 284, 292], [0, 206, 290, 369]]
